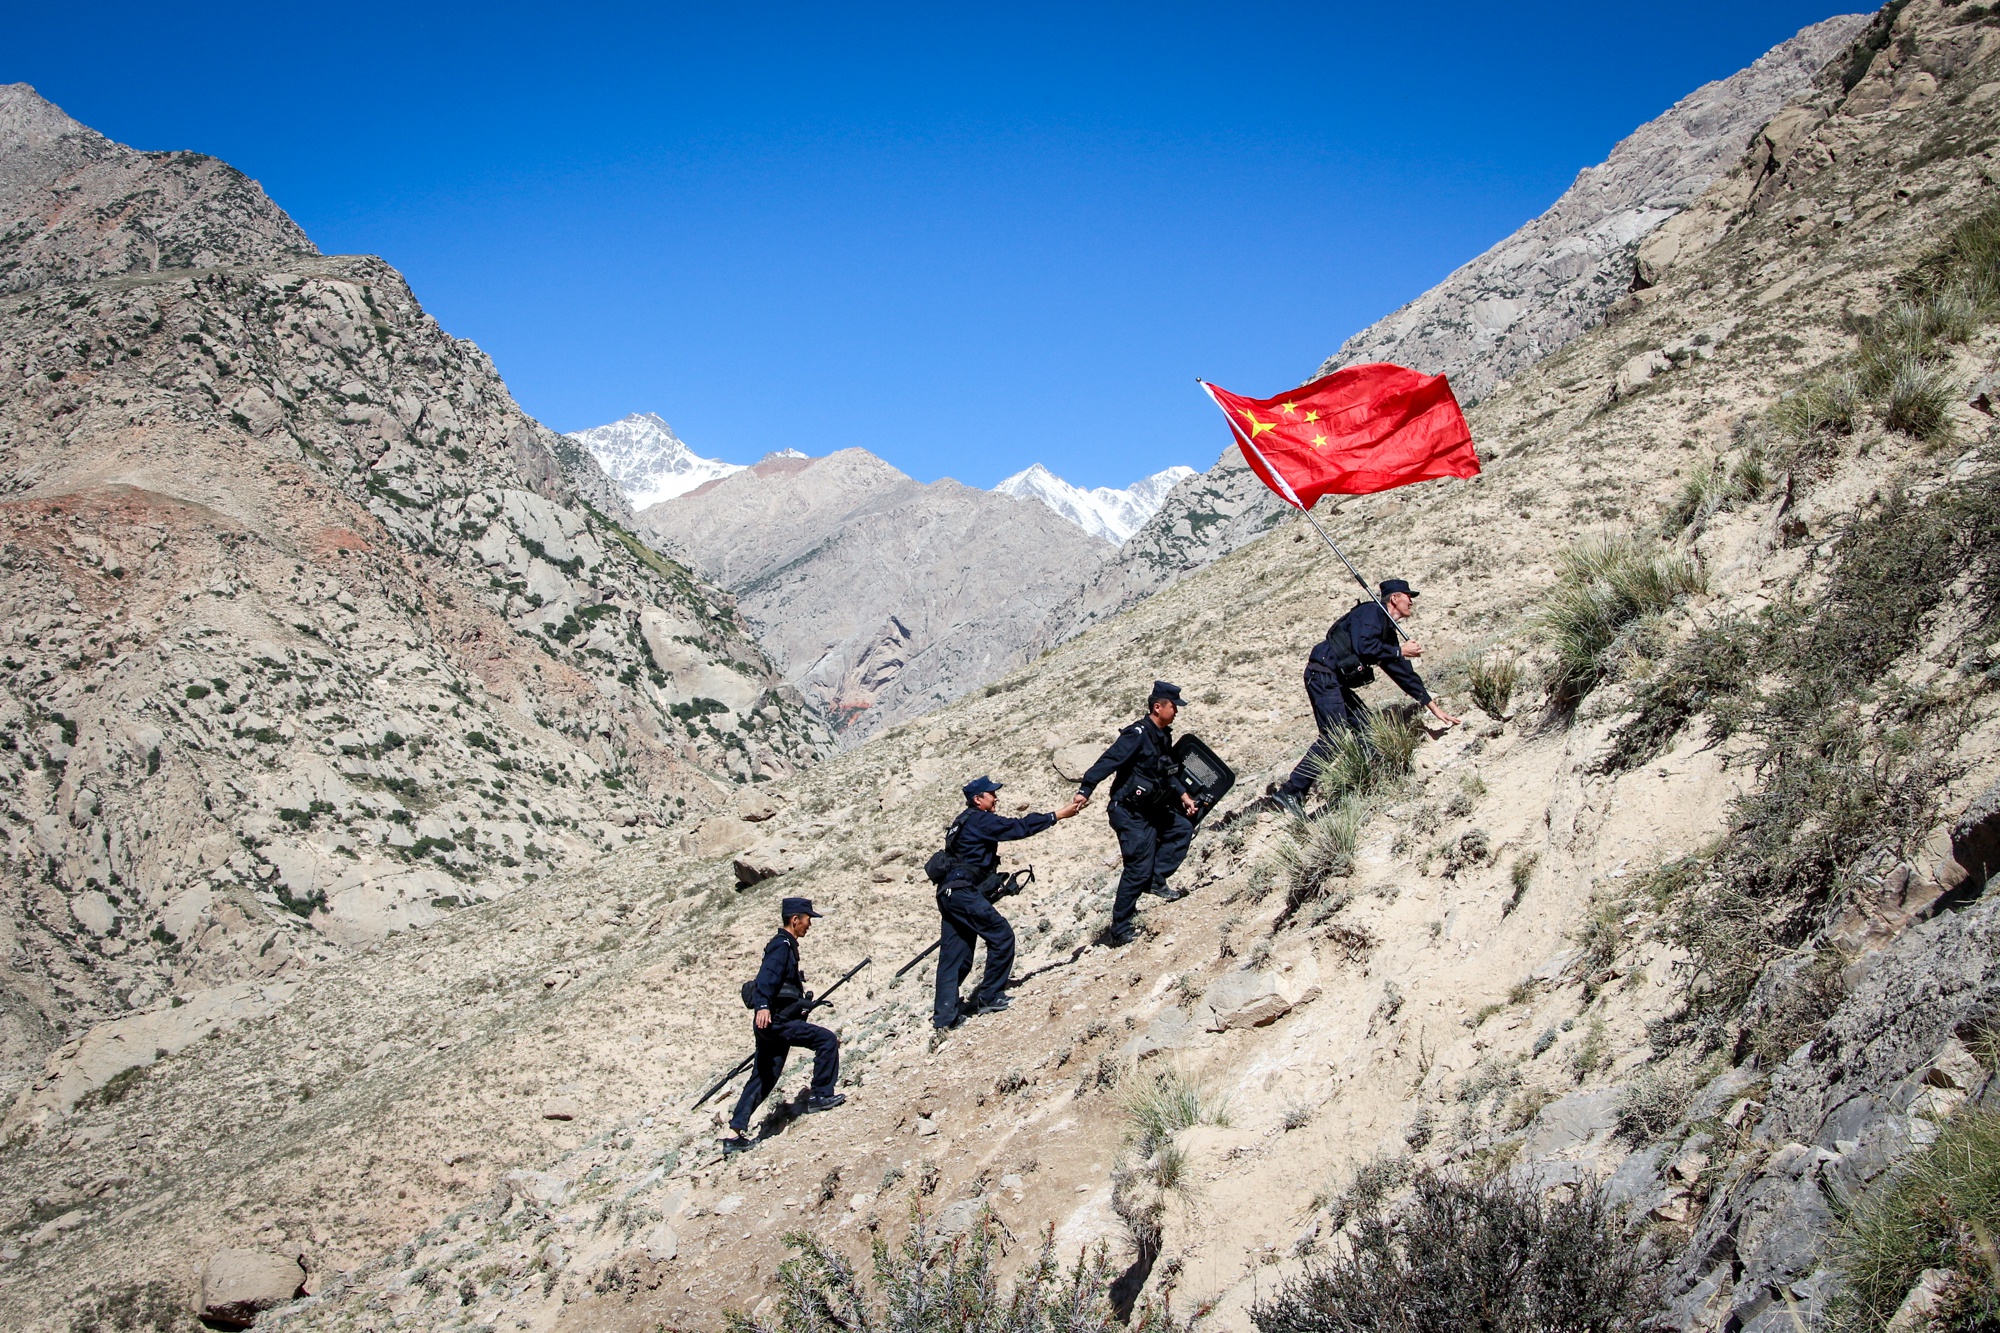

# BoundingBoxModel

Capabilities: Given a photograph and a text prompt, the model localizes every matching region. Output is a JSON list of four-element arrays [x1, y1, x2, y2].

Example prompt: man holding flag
[[1197, 362, 1478, 809]]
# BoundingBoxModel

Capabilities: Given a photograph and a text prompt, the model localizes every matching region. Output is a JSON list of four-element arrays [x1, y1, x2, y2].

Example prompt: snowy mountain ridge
[[994, 461, 1197, 544], [566, 412, 744, 508]]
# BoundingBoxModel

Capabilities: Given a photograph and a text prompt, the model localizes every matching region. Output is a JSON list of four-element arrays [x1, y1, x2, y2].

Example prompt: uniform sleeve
[[1077, 726, 1142, 797], [1353, 603, 1431, 703], [970, 809, 1057, 842], [748, 934, 789, 1010]]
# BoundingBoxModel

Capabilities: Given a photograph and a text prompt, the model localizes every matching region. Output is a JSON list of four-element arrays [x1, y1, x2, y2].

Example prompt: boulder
[[1202, 971, 1291, 1031], [1051, 743, 1102, 782], [1614, 350, 1673, 398], [541, 1096, 581, 1121], [733, 855, 790, 888], [643, 1225, 679, 1263], [199, 1248, 305, 1329], [501, 1170, 569, 1208]]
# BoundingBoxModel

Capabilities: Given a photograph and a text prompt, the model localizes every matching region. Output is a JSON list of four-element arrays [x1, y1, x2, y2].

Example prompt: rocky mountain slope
[[1035, 12, 1872, 651], [5, 5, 2000, 1331], [566, 414, 745, 509], [0, 86, 831, 1119], [638, 450, 1110, 739], [994, 462, 1196, 544]]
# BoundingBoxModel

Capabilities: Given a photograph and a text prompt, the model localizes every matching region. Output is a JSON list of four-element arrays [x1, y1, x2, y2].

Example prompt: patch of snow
[[566, 413, 745, 508], [994, 463, 1197, 544]]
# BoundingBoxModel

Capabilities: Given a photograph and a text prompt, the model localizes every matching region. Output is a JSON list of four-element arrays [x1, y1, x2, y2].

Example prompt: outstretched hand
[[1055, 794, 1087, 820], [1427, 700, 1461, 727]]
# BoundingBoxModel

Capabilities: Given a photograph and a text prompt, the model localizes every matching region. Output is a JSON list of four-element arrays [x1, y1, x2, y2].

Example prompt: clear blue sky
[[10, 1, 1863, 490]]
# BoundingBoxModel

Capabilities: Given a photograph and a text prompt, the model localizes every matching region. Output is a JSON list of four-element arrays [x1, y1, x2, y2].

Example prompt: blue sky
[[11, 2, 1862, 490]]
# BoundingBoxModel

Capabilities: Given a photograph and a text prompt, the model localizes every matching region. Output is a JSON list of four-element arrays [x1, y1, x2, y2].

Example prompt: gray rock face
[[0, 87, 831, 1099], [640, 450, 1108, 740], [1316, 14, 1869, 403], [0, 84, 316, 294], [1038, 13, 1869, 646]]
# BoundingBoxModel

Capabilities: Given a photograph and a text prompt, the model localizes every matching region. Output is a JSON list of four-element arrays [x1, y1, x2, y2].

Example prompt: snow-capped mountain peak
[[994, 463, 1197, 545], [566, 413, 745, 509]]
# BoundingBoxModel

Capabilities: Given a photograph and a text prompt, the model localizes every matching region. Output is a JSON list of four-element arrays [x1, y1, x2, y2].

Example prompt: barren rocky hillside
[[5, 4, 2000, 1331], [639, 450, 1108, 740], [0, 86, 830, 1121], [1037, 12, 1870, 652]]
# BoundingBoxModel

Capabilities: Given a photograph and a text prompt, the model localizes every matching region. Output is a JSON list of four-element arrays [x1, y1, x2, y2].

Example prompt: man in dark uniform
[[722, 897, 843, 1154], [934, 776, 1085, 1030], [1272, 578, 1460, 815], [1075, 681, 1201, 947]]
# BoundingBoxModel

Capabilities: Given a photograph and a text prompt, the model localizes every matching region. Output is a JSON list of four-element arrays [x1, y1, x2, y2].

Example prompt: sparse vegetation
[[1537, 534, 1704, 710], [1259, 1169, 1657, 1333], [1467, 653, 1521, 718], [726, 1205, 1192, 1333], [1826, 1109, 2000, 1333], [1613, 1057, 1706, 1145]]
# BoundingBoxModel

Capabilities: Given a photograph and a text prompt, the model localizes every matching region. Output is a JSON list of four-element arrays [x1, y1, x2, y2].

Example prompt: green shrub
[[1769, 374, 1858, 469], [726, 1205, 1193, 1333], [1309, 709, 1424, 803], [1467, 654, 1521, 718], [1123, 1066, 1228, 1158], [1880, 356, 1956, 440], [1613, 1057, 1705, 1146], [1273, 801, 1363, 924], [1537, 535, 1704, 709], [1602, 619, 1752, 772], [1827, 1110, 2000, 1333], [1253, 1169, 1658, 1333]]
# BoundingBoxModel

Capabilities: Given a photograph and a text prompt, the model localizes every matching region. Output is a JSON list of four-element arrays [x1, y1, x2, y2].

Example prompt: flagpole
[[1197, 379, 1407, 643]]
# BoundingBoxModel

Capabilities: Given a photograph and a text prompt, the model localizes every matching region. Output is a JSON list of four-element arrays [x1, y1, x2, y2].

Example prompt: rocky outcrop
[[1038, 13, 1870, 647], [0, 84, 315, 293], [640, 450, 1108, 739], [0, 86, 831, 1103]]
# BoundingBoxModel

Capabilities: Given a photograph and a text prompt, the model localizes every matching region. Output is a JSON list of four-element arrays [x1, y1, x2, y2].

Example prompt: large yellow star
[[1240, 409, 1277, 438], [1278, 401, 1299, 415]]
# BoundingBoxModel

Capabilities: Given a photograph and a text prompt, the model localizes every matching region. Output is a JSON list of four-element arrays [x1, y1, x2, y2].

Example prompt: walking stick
[[893, 868, 1036, 979]]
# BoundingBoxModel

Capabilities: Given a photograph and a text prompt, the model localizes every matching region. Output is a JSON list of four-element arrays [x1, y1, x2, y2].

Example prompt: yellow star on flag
[[1311, 433, 1330, 448], [1278, 401, 1299, 415], [1303, 409, 1320, 422], [1239, 410, 1277, 438]]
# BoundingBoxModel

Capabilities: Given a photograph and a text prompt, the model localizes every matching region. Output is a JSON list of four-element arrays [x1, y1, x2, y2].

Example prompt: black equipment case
[[1172, 734, 1235, 824]]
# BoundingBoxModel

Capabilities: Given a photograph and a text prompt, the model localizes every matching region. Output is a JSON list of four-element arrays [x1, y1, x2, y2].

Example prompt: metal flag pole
[[1197, 379, 1407, 642]]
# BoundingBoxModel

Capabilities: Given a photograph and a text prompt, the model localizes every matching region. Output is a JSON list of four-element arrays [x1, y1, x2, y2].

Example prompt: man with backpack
[[1272, 579, 1460, 816], [933, 776, 1086, 1030], [1075, 681, 1202, 947], [722, 897, 843, 1154]]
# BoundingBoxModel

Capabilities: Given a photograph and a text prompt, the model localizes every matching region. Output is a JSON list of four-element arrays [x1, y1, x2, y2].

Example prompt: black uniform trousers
[[1278, 669, 1372, 797], [1109, 801, 1194, 930], [727, 1017, 839, 1133], [933, 884, 1015, 1028]]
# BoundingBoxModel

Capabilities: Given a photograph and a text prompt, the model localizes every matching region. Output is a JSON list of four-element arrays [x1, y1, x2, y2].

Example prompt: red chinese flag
[[1202, 364, 1478, 509]]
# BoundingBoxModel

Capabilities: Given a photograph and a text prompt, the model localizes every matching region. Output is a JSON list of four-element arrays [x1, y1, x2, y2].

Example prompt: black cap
[[962, 775, 1003, 799], [1149, 680, 1183, 705], [781, 897, 822, 920], [1380, 578, 1419, 600]]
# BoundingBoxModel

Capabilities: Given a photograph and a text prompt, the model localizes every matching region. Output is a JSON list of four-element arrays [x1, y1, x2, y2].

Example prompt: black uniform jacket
[[747, 929, 806, 1014], [1307, 600, 1431, 705], [1078, 717, 1188, 807], [943, 808, 1056, 891]]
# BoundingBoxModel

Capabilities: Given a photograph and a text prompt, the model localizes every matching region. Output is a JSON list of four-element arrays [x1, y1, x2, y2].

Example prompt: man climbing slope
[[723, 897, 842, 1154], [933, 776, 1085, 1030], [1076, 681, 1200, 947], [1272, 578, 1459, 815]]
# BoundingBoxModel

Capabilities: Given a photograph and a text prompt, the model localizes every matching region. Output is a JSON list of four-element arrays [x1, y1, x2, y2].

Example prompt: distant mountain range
[[564, 413, 744, 508], [994, 462, 1196, 544], [569, 415, 1188, 546]]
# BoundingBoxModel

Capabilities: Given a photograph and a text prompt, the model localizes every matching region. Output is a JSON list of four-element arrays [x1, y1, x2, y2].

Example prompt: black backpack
[[924, 811, 973, 887], [1324, 611, 1376, 689]]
